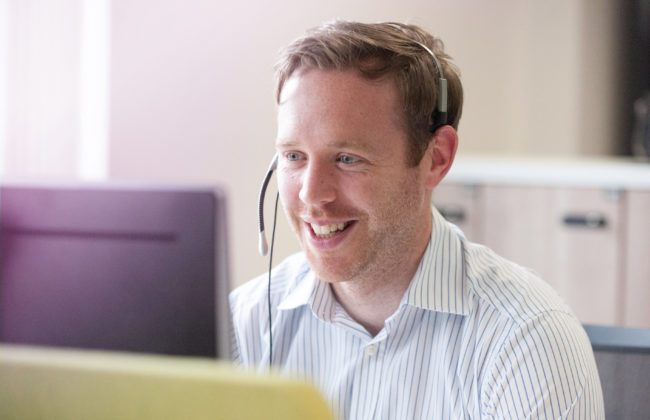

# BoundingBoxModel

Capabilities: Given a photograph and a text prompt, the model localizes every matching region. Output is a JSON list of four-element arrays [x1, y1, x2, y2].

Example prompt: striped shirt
[[230, 208, 605, 419]]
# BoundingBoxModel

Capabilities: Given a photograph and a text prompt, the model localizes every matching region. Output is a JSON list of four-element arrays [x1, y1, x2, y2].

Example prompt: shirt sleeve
[[481, 312, 605, 419]]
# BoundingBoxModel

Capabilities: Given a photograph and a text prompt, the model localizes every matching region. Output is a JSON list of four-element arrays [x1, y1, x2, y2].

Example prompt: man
[[230, 20, 604, 419]]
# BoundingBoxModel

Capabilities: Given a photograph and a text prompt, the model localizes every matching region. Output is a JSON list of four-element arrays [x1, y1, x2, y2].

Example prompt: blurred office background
[[1, 0, 648, 295]]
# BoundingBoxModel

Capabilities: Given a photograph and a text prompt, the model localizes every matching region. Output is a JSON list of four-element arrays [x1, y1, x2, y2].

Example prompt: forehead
[[276, 68, 407, 148], [279, 67, 398, 106]]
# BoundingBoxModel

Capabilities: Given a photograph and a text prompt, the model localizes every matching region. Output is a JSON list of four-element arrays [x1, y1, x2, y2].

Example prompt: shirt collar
[[277, 270, 317, 311], [276, 207, 470, 317], [402, 207, 470, 316]]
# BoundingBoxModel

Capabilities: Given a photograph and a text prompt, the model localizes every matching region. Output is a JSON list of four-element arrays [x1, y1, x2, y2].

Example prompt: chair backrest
[[583, 324, 650, 419]]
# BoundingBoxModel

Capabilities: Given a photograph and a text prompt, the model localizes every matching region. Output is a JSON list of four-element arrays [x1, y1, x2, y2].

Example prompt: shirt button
[[365, 344, 378, 356]]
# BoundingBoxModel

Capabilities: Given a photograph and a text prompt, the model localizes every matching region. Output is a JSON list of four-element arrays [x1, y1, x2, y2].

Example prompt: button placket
[[365, 343, 378, 356]]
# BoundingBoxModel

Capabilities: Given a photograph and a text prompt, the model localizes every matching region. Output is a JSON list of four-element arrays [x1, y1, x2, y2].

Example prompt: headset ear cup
[[429, 110, 448, 132]]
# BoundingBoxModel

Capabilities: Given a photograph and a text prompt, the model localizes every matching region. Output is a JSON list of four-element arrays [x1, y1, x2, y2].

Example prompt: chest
[[274, 308, 488, 419]]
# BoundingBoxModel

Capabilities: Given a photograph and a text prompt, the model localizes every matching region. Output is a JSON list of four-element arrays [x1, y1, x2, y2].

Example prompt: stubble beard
[[285, 176, 431, 290]]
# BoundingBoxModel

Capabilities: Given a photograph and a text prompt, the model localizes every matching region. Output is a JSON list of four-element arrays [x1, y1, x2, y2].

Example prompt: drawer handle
[[562, 212, 607, 229], [437, 206, 466, 223]]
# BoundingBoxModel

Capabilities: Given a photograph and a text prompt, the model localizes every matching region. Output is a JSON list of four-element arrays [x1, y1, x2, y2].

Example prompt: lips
[[303, 219, 356, 249], [309, 222, 352, 238]]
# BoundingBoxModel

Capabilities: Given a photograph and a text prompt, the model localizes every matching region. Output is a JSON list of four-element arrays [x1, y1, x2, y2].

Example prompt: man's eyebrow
[[276, 139, 379, 154], [275, 138, 297, 148], [330, 140, 380, 154]]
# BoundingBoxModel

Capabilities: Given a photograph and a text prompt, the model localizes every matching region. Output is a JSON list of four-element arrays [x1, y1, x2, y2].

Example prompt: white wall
[[2, 0, 622, 288], [108, 0, 622, 288], [3, 0, 82, 177]]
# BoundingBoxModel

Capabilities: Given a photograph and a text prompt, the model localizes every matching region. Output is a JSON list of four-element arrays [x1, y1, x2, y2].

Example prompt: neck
[[330, 217, 432, 337], [330, 275, 410, 337]]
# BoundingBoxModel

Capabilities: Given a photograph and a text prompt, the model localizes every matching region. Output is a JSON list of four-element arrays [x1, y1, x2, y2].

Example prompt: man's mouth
[[309, 221, 353, 238]]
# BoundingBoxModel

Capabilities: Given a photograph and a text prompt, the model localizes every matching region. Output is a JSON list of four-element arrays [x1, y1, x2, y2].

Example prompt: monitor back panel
[[0, 345, 332, 420], [0, 183, 229, 358]]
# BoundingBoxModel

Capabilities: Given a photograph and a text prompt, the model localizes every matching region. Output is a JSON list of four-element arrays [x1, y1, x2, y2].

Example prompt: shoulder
[[462, 240, 574, 325], [229, 252, 311, 316], [229, 252, 313, 365], [480, 309, 603, 418], [457, 241, 604, 417]]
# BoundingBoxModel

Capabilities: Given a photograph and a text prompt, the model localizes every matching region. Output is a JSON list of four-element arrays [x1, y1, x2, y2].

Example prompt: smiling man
[[230, 21, 604, 419]]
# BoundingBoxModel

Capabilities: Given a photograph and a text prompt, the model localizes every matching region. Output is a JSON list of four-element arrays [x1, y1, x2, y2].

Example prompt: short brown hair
[[274, 20, 463, 165]]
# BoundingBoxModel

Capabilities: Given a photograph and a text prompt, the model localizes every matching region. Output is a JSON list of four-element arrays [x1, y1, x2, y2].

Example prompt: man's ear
[[423, 125, 458, 189]]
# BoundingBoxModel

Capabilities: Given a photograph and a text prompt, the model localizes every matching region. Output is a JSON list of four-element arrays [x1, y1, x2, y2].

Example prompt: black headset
[[256, 41, 448, 367], [416, 41, 449, 133]]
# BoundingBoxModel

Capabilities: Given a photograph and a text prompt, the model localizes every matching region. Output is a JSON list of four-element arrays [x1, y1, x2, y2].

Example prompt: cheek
[[277, 170, 301, 207], [366, 174, 423, 218]]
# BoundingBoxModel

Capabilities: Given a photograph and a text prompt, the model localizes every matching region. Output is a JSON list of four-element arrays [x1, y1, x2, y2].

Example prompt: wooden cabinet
[[433, 158, 650, 328], [552, 188, 623, 326], [624, 190, 650, 328], [433, 183, 483, 243], [481, 185, 552, 281], [483, 186, 623, 325]]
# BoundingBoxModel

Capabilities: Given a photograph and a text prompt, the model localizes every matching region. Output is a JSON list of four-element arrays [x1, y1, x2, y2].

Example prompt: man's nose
[[298, 161, 336, 206]]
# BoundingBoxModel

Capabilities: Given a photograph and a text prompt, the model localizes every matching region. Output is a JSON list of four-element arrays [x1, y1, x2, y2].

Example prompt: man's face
[[275, 68, 433, 284]]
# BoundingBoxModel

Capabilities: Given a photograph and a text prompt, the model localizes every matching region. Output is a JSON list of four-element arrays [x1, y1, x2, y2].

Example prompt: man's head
[[274, 20, 463, 166], [274, 21, 460, 286]]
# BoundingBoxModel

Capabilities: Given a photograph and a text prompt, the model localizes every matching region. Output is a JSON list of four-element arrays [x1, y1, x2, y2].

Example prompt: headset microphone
[[257, 153, 280, 367], [258, 154, 278, 256]]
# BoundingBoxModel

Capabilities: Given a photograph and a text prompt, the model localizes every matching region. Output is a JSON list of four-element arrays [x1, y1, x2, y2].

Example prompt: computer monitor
[[584, 324, 650, 419], [0, 182, 230, 358], [0, 344, 333, 419]]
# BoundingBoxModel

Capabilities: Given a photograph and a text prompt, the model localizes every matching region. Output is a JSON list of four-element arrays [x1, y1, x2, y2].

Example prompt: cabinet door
[[481, 185, 553, 282], [624, 190, 650, 328], [550, 188, 623, 326], [433, 182, 483, 243], [482, 185, 622, 326]]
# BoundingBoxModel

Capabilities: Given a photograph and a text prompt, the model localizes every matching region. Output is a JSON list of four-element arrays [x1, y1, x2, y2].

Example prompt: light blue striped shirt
[[230, 208, 605, 419]]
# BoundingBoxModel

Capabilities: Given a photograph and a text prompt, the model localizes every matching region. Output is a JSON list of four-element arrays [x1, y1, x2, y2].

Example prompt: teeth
[[310, 223, 347, 238]]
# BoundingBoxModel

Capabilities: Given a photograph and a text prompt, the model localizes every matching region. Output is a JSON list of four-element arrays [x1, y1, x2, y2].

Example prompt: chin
[[305, 252, 354, 283]]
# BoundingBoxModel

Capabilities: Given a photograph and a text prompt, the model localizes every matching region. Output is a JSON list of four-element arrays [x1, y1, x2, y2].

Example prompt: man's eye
[[286, 152, 301, 161], [338, 155, 358, 164]]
